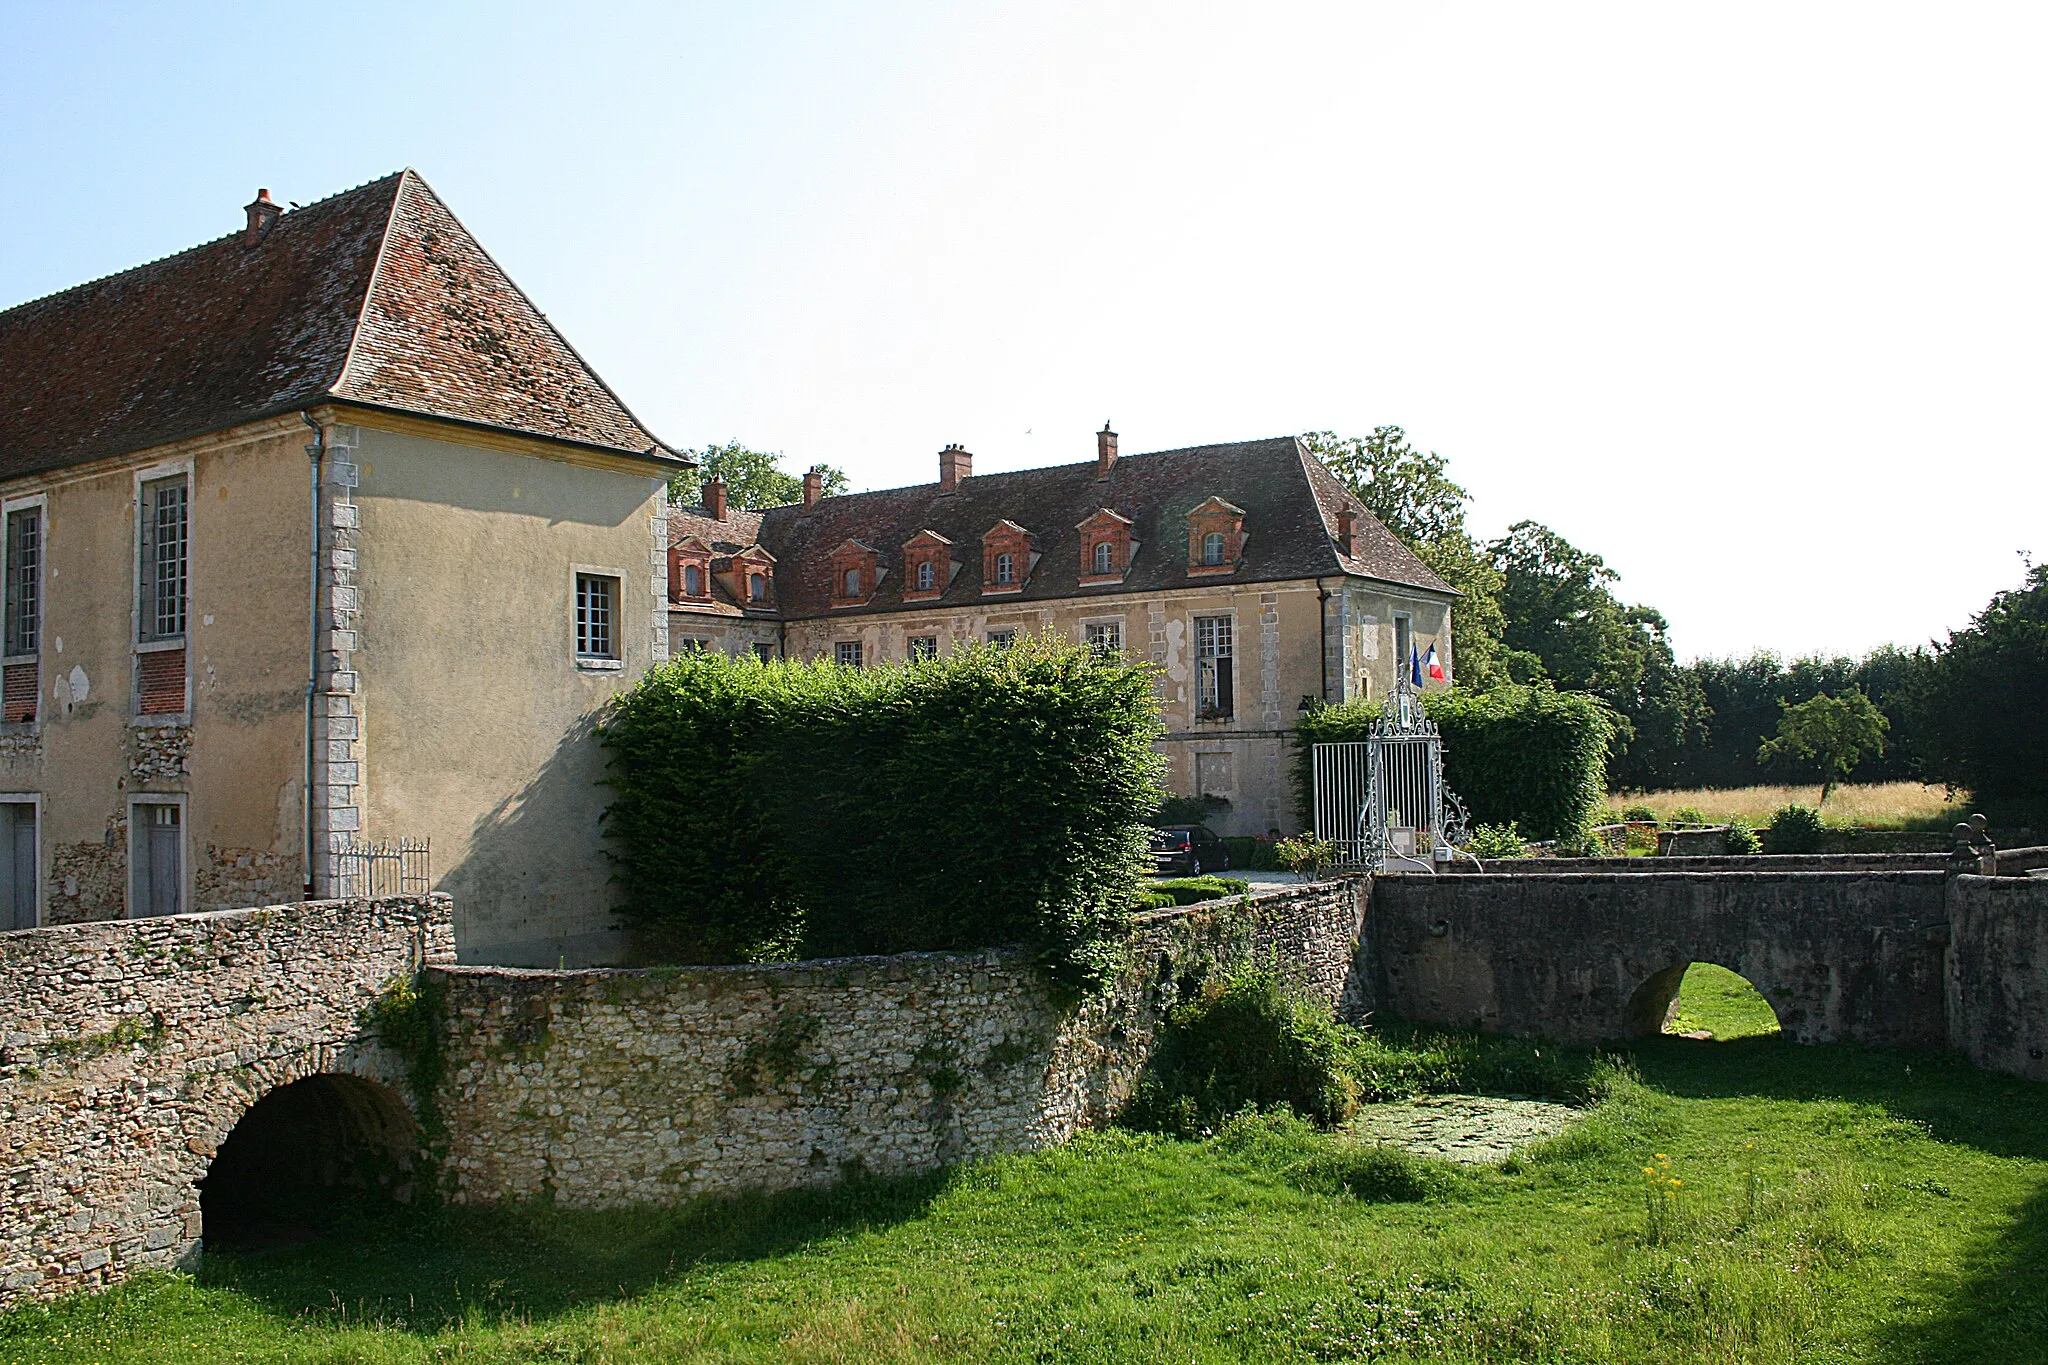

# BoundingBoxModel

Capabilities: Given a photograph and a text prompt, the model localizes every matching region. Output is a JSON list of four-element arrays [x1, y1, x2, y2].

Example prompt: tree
[[670, 440, 849, 510], [1910, 561, 2048, 802], [1757, 690, 1889, 803], [1488, 521, 1706, 787], [1301, 427, 1509, 688]]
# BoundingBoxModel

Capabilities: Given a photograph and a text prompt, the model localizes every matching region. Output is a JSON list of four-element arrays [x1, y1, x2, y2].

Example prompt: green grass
[[1667, 963, 1784, 1041], [5, 1040, 2046, 1363]]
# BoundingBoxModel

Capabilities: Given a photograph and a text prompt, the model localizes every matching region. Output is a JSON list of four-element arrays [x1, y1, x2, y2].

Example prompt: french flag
[[1424, 645, 1446, 682]]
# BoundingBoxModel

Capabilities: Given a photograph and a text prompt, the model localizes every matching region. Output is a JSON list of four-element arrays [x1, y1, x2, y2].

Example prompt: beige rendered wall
[[349, 425, 667, 966], [0, 421, 314, 924], [780, 575, 1450, 838]]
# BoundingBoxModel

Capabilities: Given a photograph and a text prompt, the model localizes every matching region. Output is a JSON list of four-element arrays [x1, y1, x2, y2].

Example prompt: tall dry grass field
[[1618, 782, 1966, 829]]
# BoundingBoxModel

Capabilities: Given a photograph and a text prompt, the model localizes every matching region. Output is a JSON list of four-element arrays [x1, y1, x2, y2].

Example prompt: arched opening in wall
[[200, 1074, 421, 1251], [1627, 964, 1783, 1042]]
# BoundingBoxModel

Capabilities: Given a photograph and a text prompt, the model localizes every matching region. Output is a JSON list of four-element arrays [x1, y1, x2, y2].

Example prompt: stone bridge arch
[[1621, 960, 1788, 1038], [0, 896, 453, 1308]]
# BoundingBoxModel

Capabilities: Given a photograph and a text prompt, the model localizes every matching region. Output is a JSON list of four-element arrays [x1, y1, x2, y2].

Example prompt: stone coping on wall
[[1460, 854, 1947, 875]]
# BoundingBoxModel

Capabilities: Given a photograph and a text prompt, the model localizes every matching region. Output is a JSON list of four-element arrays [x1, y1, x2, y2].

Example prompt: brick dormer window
[[669, 535, 713, 603], [901, 529, 953, 602], [1076, 507, 1135, 587], [725, 545, 777, 608], [981, 520, 1035, 595], [1186, 497, 1246, 576], [828, 539, 881, 607]]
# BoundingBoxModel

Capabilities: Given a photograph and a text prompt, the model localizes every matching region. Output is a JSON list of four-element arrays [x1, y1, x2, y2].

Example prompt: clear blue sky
[[5, 2, 2043, 660]]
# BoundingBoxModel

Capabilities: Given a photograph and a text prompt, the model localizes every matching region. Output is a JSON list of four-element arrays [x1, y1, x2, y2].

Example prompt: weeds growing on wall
[[600, 637, 1165, 992], [365, 973, 447, 1147]]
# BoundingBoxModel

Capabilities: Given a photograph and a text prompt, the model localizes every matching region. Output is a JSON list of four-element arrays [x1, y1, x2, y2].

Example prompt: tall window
[[1195, 615, 1233, 718], [1084, 620, 1122, 657], [139, 477, 187, 642], [908, 635, 939, 660], [748, 571, 767, 602], [682, 564, 703, 596], [995, 553, 1015, 585], [916, 560, 935, 591], [130, 802, 181, 919], [836, 640, 863, 668], [5, 508, 40, 658], [1093, 541, 1113, 575], [843, 568, 862, 596], [576, 574, 618, 659], [1201, 531, 1225, 567], [1394, 614, 1413, 678]]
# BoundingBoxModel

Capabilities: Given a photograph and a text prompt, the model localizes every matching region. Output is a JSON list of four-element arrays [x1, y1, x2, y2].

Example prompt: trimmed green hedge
[[1146, 876, 1250, 906], [600, 638, 1165, 990], [1295, 685, 1613, 842]]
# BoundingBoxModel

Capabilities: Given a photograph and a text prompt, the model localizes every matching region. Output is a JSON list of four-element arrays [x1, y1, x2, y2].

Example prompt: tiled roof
[[730, 436, 1454, 621], [0, 170, 675, 482], [668, 503, 772, 618]]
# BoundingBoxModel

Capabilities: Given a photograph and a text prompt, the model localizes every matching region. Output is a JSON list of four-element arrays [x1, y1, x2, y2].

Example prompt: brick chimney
[[703, 478, 728, 521], [244, 188, 282, 245], [938, 444, 972, 495], [802, 467, 824, 510], [1335, 508, 1357, 556], [1096, 422, 1118, 481]]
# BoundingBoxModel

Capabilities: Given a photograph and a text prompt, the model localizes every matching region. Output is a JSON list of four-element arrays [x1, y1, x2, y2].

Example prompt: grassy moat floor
[[6, 973, 2046, 1364]]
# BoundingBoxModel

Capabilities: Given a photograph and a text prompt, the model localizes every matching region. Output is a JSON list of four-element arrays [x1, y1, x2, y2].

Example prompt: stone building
[[668, 429, 1456, 836], [0, 171, 681, 964]]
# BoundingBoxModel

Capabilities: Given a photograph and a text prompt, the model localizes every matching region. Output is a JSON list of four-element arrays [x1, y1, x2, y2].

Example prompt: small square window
[[835, 640, 863, 668], [752, 642, 777, 661], [675, 637, 708, 653], [576, 574, 620, 659], [909, 635, 939, 660], [1085, 620, 1122, 657], [986, 629, 1016, 649]]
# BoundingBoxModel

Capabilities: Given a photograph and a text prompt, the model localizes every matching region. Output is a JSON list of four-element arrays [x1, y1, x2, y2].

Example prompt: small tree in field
[[1757, 690, 1889, 803]]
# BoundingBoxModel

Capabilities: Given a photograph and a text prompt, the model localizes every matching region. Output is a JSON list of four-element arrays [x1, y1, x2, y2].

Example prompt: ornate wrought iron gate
[[1311, 685, 1472, 872]]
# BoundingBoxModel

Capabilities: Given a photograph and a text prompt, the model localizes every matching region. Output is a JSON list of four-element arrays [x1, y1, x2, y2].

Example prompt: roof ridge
[[0, 170, 407, 322]]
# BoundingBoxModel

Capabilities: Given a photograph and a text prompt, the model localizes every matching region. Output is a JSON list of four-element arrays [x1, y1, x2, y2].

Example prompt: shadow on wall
[[443, 710, 626, 968], [196, 1166, 955, 1333]]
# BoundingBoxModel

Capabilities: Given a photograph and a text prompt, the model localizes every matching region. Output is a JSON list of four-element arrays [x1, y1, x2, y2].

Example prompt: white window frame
[[1201, 531, 1226, 566], [1193, 611, 1236, 720], [747, 569, 769, 602], [994, 552, 1015, 585], [3, 493, 47, 665], [1082, 617, 1125, 657], [572, 566, 625, 669], [907, 634, 940, 660], [130, 460, 194, 722], [843, 567, 862, 597], [916, 560, 935, 591], [0, 793, 41, 930], [835, 640, 863, 668], [682, 563, 703, 597], [126, 793, 188, 921]]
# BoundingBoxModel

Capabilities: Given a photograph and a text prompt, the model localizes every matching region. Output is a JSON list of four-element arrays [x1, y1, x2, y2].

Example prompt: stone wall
[[1946, 874, 2048, 1083], [434, 879, 1365, 1207], [1366, 871, 1950, 1047], [0, 896, 455, 1309], [1494, 853, 1944, 875]]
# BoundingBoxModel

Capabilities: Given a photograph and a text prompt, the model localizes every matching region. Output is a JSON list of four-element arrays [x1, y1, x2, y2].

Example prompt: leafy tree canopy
[[1758, 690, 1890, 803], [670, 440, 850, 510], [1913, 561, 2048, 802]]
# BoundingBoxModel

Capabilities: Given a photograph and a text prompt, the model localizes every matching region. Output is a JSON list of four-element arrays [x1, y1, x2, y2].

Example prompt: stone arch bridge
[[0, 898, 451, 1305]]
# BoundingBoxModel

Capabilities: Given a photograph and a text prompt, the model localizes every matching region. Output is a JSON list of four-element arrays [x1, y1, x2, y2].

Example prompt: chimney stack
[[802, 467, 824, 510], [703, 478, 728, 521], [1335, 508, 1357, 556], [1096, 421, 1119, 480], [244, 188, 282, 245], [938, 443, 972, 495]]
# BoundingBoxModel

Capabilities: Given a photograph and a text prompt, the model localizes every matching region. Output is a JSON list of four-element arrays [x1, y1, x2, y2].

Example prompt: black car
[[1152, 824, 1231, 876]]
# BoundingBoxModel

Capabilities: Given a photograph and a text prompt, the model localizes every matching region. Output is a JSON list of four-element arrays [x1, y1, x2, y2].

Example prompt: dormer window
[[1076, 507, 1135, 586], [670, 535, 714, 603], [980, 520, 1034, 595], [900, 529, 953, 602], [684, 564, 703, 596], [748, 572, 767, 602], [1185, 497, 1246, 576], [1094, 542, 1112, 574], [917, 561, 935, 591], [828, 539, 881, 607]]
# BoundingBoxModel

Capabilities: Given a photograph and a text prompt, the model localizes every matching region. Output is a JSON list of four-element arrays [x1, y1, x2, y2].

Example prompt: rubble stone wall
[[433, 878, 1367, 1207]]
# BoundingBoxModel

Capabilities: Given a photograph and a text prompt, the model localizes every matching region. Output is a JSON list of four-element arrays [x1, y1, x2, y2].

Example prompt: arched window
[[995, 553, 1015, 585], [683, 564, 702, 596], [1202, 531, 1225, 566], [843, 568, 862, 596], [1094, 541, 1113, 574], [748, 572, 766, 602], [917, 560, 935, 590]]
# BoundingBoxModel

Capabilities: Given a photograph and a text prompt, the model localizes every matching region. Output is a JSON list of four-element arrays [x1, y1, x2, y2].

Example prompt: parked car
[[1151, 824, 1231, 876]]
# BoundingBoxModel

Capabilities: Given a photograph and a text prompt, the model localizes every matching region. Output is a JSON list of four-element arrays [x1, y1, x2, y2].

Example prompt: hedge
[[1294, 684, 1612, 842], [599, 636, 1166, 991]]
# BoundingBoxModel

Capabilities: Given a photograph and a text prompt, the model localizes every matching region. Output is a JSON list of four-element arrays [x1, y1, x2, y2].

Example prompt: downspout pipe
[[1315, 578, 1333, 704], [300, 412, 324, 898]]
